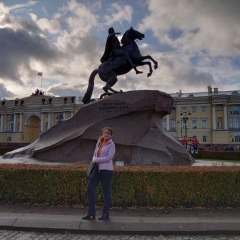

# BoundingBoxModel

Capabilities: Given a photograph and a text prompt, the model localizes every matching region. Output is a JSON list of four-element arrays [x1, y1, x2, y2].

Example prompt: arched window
[[231, 135, 240, 142]]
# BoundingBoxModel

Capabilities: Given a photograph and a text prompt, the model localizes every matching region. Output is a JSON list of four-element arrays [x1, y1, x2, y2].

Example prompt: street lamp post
[[177, 118, 183, 137], [180, 111, 191, 149]]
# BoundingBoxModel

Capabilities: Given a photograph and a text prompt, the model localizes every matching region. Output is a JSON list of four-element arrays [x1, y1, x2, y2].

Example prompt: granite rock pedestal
[[4, 90, 194, 166]]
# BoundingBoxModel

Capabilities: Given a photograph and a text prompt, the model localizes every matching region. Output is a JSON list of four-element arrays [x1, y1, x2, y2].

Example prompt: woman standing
[[82, 127, 115, 221]]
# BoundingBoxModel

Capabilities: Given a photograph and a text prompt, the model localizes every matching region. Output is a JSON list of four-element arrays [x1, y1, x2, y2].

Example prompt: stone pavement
[[0, 204, 240, 236], [0, 229, 240, 240]]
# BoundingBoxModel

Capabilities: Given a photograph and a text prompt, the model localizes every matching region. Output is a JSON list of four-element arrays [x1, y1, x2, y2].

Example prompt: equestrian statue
[[82, 27, 158, 104]]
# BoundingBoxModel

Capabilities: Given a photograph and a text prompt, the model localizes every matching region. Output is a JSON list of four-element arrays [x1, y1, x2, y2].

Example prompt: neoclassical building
[[163, 86, 240, 149], [0, 93, 82, 147], [1, 86, 240, 148]]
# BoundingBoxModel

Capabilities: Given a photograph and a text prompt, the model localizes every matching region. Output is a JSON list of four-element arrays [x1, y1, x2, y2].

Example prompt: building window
[[230, 106, 240, 114], [230, 106, 240, 130], [230, 117, 240, 129], [171, 121, 176, 129], [171, 108, 176, 114], [192, 120, 197, 129], [203, 135, 207, 142], [162, 121, 166, 129], [191, 106, 196, 113], [201, 120, 207, 128], [231, 135, 240, 142], [6, 136, 12, 141], [56, 113, 64, 123], [8, 115, 14, 132], [201, 106, 206, 113], [217, 117, 223, 129], [182, 107, 186, 112]]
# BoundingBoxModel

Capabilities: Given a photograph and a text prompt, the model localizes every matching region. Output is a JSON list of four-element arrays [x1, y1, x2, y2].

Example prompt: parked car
[[224, 146, 236, 151], [205, 147, 215, 151]]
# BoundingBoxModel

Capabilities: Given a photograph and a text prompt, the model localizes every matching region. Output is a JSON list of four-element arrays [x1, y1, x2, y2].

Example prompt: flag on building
[[37, 72, 43, 76]]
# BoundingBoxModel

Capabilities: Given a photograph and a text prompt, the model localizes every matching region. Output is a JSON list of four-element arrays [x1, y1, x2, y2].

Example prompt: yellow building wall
[[164, 90, 240, 148], [212, 131, 230, 145], [0, 95, 82, 146]]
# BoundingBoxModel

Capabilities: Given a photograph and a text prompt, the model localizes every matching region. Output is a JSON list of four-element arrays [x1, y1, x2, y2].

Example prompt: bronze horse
[[82, 27, 158, 104]]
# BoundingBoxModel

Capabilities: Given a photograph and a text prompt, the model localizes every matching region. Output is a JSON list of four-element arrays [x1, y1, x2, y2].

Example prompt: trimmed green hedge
[[194, 150, 240, 161], [0, 164, 239, 208]]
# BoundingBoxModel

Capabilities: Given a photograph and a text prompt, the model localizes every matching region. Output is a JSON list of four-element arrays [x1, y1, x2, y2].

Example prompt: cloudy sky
[[0, 0, 240, 100]]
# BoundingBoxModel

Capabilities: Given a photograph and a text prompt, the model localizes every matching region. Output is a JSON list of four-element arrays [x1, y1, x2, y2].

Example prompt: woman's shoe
[[82, 214, 95, 220], [98, 215, 109, 220]]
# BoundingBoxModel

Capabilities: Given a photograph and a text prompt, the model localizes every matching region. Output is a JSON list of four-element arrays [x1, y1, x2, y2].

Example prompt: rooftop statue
[[82, 27, 158, 104]]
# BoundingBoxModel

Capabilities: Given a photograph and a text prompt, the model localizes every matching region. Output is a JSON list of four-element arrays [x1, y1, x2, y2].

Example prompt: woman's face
[[103, 129, 112, 140]]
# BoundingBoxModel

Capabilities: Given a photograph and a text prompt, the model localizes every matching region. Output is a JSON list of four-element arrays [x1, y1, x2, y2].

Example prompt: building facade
[[1, 86, 240, 149], [163, 86, 240, 149], [0, 94, 82, 147]]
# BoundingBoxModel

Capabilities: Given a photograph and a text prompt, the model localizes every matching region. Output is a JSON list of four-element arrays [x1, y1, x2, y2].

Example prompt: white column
[[13, 113, 16, 132], [48, 112, 51, 129], [40, 113, 44, 132], [0, 114, 3, 132], [224, 104, 228, 130], [70, 111, 74, 117], [166, 115, 170, 131], [212, 105, 216, 130], [63, 111, 66, 120], [19, 113, 23, 132]]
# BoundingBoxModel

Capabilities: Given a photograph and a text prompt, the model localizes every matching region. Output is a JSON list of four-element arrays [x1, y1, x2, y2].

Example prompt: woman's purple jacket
[[92, 139, 116, 171]]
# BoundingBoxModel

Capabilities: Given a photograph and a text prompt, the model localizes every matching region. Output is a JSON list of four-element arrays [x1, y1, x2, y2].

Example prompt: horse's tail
[[82, 69, 98, 104]]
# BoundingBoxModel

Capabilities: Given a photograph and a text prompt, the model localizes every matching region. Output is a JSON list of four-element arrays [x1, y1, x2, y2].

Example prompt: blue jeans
[[87, 170, 113, 216]]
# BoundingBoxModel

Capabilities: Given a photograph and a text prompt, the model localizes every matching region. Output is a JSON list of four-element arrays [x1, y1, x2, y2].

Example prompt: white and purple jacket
[[92, 139, 115, 171]]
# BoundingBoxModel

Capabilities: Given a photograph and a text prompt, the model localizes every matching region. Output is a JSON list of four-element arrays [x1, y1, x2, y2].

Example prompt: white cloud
[[7, 1, 37, 12], [0, 82, 15, 99], [104, 3, 133, 26], [140, 0, 240, 56], [0, 0, 239, 101], [30, 13, 61, 34], [64, 0, 97, 34]]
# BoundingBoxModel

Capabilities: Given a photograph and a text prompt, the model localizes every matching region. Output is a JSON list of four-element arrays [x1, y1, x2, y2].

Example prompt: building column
[[63, 111, 66, 120], [166, 115, 170, 131], [40, 112, 44, 133], [48, 112, 51, 129], [13, 113, 16, 132], [70, 111, 74, 117], [224, 104, 228, 130], [212, 105, 216, 130], [0, 114, 4, 132], [19, 113, 23, 132]]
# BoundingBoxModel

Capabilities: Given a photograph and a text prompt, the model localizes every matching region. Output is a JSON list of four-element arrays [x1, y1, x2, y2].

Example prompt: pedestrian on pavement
[[82, 127, 116, 221]]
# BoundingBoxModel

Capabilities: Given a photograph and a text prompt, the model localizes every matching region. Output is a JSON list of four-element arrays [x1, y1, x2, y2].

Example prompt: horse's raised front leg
[[138, 55, 158, 71], [147, 55, 158, 70], [137, 61, 153, 77]]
